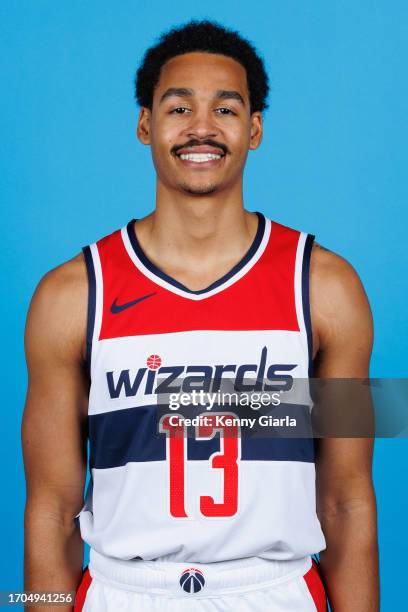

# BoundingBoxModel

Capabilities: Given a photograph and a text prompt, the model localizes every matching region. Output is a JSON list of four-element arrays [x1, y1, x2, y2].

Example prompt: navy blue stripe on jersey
[[302, 234, 315, 378], [126, 212, 266, 295], [89, 404, 315, 469], [82, 246, 96, 373], [189, 436, 314, 463]]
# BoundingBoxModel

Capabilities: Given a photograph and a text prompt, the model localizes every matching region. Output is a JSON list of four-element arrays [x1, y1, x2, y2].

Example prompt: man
[[22, 20, 379, 611]]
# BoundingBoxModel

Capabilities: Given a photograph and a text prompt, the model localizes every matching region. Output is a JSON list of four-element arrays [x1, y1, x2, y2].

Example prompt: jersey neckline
[[123, 212, 270, 300]]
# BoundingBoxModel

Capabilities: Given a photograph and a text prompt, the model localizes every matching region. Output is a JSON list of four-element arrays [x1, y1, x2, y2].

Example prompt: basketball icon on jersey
[[146, 354, 162, 370], [179, 568, 206, 593]]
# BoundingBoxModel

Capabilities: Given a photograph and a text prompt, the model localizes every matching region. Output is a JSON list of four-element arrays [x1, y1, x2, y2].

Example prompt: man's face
[[137, 52, 263, 196]]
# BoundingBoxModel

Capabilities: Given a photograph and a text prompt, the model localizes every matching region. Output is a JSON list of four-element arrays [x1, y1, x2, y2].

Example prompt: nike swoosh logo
[[110, 292, 157, 314]]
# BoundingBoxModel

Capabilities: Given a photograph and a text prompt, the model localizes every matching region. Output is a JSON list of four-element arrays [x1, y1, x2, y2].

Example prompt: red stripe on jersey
[[97, 221, 300, 340], [74, 566, 92, 611], [303, 560, 328, 611]]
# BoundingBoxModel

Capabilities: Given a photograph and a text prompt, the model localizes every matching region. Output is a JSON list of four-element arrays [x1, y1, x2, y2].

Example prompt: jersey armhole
[[294, 232, 315, 378], [82, 245, 97, 375], [302, 234, 315, 378]]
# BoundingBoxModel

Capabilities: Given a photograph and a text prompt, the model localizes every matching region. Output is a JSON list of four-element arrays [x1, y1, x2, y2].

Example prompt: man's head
[[135, 20, 269, 196]]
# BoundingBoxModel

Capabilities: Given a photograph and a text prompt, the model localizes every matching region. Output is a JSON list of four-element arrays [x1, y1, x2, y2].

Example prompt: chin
[[179, 182, 220, 196]]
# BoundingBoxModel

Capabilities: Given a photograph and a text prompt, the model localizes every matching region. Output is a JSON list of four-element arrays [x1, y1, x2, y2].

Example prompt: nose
[[185, 108, 219, 140]]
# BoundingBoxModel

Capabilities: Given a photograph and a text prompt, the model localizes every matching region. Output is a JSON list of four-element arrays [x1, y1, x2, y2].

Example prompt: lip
[[176, 145, 225, 156], [174, 145, 226, 169], [175, 154, 225, 169]]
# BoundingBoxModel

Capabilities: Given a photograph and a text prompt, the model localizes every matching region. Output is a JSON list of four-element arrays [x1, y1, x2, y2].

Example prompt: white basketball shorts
[[74, 550, 327, 611]]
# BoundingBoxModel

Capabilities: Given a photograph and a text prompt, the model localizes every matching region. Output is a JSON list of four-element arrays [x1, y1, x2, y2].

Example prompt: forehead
[[154, 52, 249, 99]]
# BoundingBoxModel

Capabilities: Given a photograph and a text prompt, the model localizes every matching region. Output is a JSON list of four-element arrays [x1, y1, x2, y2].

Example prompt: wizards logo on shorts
[[179, 568, 205, 593]]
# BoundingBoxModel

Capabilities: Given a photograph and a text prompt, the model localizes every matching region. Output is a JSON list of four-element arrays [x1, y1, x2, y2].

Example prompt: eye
[[215, 107, 236, 115], [170, 107, 191, 114]]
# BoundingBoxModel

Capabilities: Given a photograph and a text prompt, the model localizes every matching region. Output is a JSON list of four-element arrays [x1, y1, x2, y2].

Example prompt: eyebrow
[[216, 89, 245, 105], [159, 87, 245, 106]]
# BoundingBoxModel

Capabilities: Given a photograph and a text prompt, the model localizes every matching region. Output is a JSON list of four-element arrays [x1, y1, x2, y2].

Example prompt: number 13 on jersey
[[160, 413, 241, 519]]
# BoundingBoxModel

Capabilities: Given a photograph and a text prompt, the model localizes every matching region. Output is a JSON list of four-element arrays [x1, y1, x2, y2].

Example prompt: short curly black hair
[[135, 20, 269, 114]]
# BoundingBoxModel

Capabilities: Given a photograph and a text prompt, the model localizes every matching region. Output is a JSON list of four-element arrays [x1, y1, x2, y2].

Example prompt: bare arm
[[311, 244, 379, 611], [22, 254, 89, 611]]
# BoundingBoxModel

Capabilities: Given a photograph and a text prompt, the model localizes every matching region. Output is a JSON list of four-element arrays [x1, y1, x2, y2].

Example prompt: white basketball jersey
[[75, 212, 326, 563]]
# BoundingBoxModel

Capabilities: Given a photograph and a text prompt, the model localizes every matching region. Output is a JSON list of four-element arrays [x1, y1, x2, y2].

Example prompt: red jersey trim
[[303, 559, 328, 611], [82, 217, 312, 342], [74, 566, 92, 611]]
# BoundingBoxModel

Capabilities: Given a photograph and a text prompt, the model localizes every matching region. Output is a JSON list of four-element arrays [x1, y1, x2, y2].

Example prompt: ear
[[249, 111, 263, 150], [137, 107, 152, 145]]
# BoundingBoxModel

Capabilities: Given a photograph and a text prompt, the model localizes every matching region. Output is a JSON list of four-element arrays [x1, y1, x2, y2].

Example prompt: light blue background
[[1, 1, 407, 609]]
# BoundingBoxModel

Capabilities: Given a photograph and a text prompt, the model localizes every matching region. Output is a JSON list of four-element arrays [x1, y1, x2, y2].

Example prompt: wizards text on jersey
[[106, 346, 297, 399]]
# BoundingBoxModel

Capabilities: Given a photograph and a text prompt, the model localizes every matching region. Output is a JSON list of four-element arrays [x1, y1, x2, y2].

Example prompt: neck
[[133, 178, 259, 289], [152, 176, 248, 245]]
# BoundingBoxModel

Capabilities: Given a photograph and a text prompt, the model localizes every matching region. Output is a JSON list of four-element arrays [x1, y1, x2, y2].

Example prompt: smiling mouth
[[175, 152, 225, 165]]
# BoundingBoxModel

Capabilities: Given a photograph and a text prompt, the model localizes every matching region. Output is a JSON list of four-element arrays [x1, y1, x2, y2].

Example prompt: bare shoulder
[[310, 242, 370, 305], [25, 253, 88, 364], [309, 242, 373, 361], [31, 252, 87, 306]]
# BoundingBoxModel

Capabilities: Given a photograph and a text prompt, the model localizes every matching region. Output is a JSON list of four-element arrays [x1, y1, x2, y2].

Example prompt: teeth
[[179, 153, 222, 162]]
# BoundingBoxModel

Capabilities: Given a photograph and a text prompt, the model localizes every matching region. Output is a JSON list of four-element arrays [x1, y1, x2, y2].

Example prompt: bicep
[[311, 244, 373, 378], [310, 246, 375, 504], [22, 260, 89, 519]]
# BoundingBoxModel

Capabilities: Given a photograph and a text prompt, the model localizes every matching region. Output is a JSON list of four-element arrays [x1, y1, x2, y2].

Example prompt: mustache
[[171, 139, 229, 156]]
